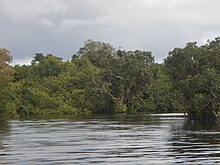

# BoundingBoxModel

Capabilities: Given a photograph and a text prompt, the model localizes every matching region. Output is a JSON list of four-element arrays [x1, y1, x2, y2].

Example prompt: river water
[[0, 113, 219, 164]]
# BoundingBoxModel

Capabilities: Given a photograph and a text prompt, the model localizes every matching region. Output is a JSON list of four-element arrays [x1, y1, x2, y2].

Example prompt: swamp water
[[0, 113, 220, 164]]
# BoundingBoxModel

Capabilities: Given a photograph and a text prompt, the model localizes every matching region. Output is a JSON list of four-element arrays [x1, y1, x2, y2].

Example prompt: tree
[[0, 48, 14, 116], [164, 42, 199, 84], [111, 50, 154, 112], [71, 56, 116, 113], [74, 40, 157, 113], [74, 40, 116, 67], [0, 48, 13, 79], [144, 63, 183, 112], [164, 38, 220, 121], [31, 53, 45, 64], [31, 54, 64, 77]]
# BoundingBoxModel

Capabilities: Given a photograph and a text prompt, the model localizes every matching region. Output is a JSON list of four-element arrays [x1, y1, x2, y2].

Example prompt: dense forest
[[0, 38, 220, 121]]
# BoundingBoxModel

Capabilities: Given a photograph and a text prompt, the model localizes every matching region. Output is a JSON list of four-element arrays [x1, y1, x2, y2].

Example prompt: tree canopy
[[1, 38, 220, 121], [164, 37, 220, 121]]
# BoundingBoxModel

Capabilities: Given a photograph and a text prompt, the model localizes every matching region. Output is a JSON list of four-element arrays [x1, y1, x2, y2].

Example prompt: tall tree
[[74, 39, 116, 67], [164, 38, 220, 121], [75, 40, 158, 113], [0, 48, 13, 115], [0, 48, 13, 79]]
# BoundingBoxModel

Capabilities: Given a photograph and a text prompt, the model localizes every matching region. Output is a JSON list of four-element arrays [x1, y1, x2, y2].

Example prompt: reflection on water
[[0, 113, 219, 164], [169, 119, 220, 164], [0, 121, 10, 156]]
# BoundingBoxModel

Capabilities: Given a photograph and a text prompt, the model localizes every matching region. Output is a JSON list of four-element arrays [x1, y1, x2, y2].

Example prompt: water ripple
[[0, 114, 219, 164]]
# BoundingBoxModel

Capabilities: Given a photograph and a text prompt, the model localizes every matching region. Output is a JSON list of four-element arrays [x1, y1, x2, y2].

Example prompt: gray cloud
[[1, 0, 220, 64]]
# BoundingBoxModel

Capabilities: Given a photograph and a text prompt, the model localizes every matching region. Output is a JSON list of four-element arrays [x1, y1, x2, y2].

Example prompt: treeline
[[0, 38, 220, 121]]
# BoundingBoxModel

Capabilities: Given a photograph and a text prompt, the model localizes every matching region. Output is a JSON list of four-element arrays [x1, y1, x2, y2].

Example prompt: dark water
[[0, 113, 220, 164]]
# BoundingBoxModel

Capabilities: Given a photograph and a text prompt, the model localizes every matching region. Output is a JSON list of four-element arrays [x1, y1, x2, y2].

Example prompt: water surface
[[0, 113, 219, 164]]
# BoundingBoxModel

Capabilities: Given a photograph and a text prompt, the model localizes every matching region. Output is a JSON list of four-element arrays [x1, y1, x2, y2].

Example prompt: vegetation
[[164, 38, 220, 121], [0, 38, 220, 121]]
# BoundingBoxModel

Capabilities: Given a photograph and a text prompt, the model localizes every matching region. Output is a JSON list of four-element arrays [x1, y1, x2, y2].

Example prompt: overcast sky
[[1, 0, 220, 65]]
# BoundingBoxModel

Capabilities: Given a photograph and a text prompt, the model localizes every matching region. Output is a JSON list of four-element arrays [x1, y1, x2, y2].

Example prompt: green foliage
[[0, 48, 14, 117], [145, 63, 183, 112], [74, 41, 157, 113], [7, 52, 117, 116], [1, 38, 220, 122], [30, 54, 64, 77], [74, 39, 116, 67], [112, 50, 154, 113], [164, 37, 220, 121]]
